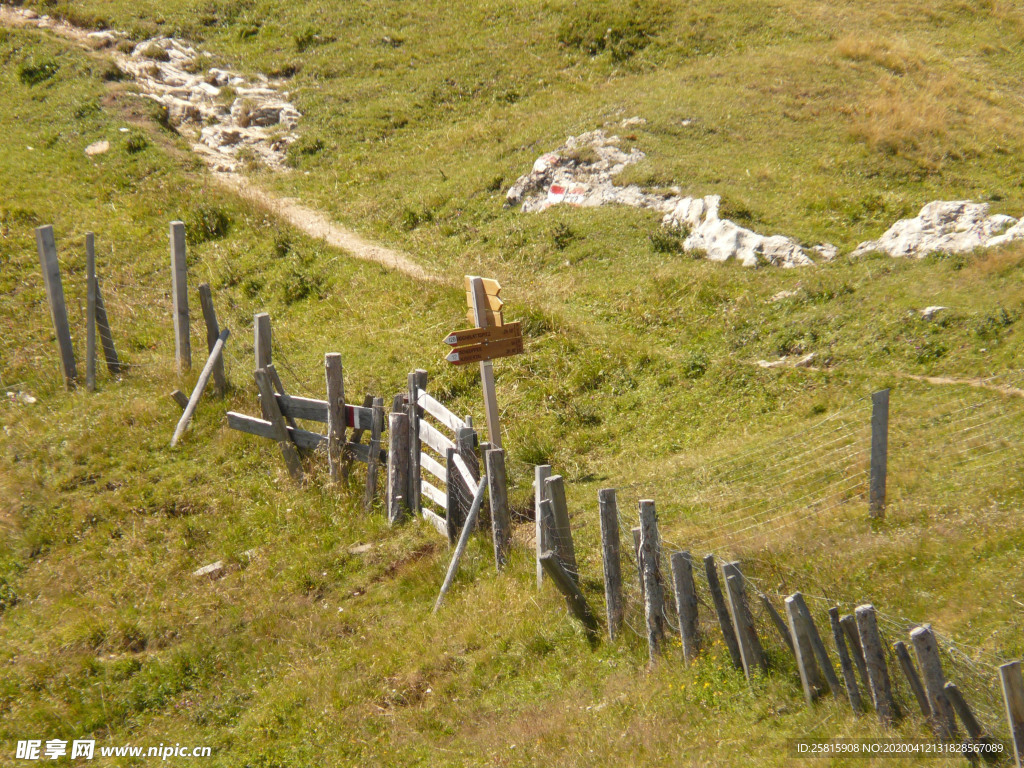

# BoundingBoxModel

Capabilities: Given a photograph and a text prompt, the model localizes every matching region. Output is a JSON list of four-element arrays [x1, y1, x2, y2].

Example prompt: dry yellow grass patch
[[834, 35, 924, 76]]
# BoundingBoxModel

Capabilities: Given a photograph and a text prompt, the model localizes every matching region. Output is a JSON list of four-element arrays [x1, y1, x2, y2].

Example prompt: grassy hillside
[[2, 2, 1024, 765]]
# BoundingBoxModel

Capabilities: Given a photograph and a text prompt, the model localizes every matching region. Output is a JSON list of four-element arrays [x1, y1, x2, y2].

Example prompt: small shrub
[[140, 43, 170, 62], [97, 60, 130, 82], [185, 203, 231, 244], [551, 222, 576, 250], [294, 27, 336, 53], [975, 307, 1016, 339], [18, 56, 59, 85], [0, 577, 18, 614], [682, 349, 708, 379], [268, 61, 302, 79], [649, 228, 685, 254], [557, 0, 667, 62], [400, 206, 433, 231], [125, 129, 149, 154], [285, 135, 324, 167], [273, 233, 292, 258], [914, 338, 947, 363]]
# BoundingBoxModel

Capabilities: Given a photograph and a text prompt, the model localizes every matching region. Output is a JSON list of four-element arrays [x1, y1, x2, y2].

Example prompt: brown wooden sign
[[465, 308, 503, 326], [443, 321, 521, 347], [465, 276, 500, 296], [445, 337, 524, 365]]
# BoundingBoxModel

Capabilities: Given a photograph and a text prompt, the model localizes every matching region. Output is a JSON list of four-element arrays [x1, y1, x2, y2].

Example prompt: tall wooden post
[[598, 488, 623, 641], [325, 353, 346, 483], [869, 388, 890, 518], [705, 554, 743, 670], [786, 593, 826, 705], [829, 607, 864, 712], [254, 312, 272, 370], [85, 233, 97, 391], [364, 397, 384, 511], [486, 448, 511, 569], [546, 475, 578, 583], [468, 276, 501, 448], [35, 225, 77, 388], [169, 221, 190, 373], [535, 464, 551, 588], [407, 369, 427, 514]]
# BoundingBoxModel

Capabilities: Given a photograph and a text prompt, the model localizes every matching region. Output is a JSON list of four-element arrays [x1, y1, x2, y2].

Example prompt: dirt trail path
[[893, 373, 1024, 398], [0, 5, 439, 284]]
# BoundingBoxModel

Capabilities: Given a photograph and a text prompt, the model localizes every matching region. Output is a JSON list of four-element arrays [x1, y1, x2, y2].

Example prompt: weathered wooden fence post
[[534, 465, 552, 588], [407, 369, 427, 515], [254, 311, 272, 371], [1002, 662, 1024, 767], [638, 499, 664, 663], [761, 593, 795, 656], [85, 233, 97, 391], [786, 593, 827, 705], [325, 353, 346, 483], [722, 563, 767, 679], [486, 448, 511, 569], [791, 593, 841, 697], [840, 613, 872, 694], [704, 554, 743, 670], [598, 489, 623, 641], [171, 329, 229, 447], [545, 476, 578, 584], [387, 412, 411, 524], [944, 682, 997, 756], [540, 551, 599, 642], [671, 551, 700, 664], [433, 478, 488, 613], [910, 626, 957, 740], [869, 388, 890, 518], [169, 221, 190, 373], [197, 283, 227, 395], [35, 225, 77, 388], [364, 396, 384, 510], [94, 278, 119, 375], [893, 640, 931, 719], [855, 604, 898, 725], [829, 607, 863, 712], [253, 367, 303, 482]]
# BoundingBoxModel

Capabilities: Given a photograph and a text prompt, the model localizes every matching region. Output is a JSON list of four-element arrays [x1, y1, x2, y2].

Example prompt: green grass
[[1, 4, 1024, 765]]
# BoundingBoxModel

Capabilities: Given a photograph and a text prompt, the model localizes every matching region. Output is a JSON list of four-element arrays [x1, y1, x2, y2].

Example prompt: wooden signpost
[[443, 276, 524, 449]]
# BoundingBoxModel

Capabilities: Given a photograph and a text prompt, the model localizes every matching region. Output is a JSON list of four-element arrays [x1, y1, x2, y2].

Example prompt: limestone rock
[[192, 561, 225, 580], [852, 201, 1019, 258], [85, 140, 109, 157], [920, 306, 948, 321]]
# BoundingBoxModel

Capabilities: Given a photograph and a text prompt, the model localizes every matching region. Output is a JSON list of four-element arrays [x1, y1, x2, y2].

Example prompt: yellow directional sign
[[466, 308, 503, 326], [465, 276, 500, 296], [445, 337, 524, 365], [443, 321, 521, 347], [466, 292, 503, 312]]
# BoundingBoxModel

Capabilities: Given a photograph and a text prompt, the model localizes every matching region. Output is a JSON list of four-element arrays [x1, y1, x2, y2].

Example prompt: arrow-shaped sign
[[466, 308, 503, 326], [443, 321, 522, 347], [445, 337, 524, 365], [464, 276, 500, 296], [465, 292, 504, 311]]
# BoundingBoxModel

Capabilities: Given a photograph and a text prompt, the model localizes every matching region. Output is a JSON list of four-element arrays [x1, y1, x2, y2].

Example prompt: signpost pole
[[469, 276, 502, 449]]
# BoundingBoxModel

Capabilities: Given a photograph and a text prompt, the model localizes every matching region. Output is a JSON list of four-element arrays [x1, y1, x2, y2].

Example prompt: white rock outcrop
[[506, 130, 828, 268], [851, 201, 1024, 258]]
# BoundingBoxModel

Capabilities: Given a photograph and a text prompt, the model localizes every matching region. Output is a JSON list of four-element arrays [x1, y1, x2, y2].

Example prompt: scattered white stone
[[852, 201, 1021, 258], [770, 289, 800, 302], [105, 34, 302, 173], [348, 543, 374, 555], [920, 306, 948, 321], [620, 116, 647, 128], [85, 140, 110, 157], [507, 131, 831, 268], [812, 244, 838, 262], [192, 561, 225, 580], [756, 353, 816, 369], [5, 391, 37, 405], [22, 9, 38, 20]]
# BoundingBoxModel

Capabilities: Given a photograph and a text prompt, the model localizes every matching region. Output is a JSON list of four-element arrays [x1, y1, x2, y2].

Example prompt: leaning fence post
[[1002, 662, 1024, 767], [325, 353, 346, 483], [171, 329, 229, 447], [869, 388, 890, 518], [85, 233, 97, 391], [829, 607, 863, 713], [761, 593, 795, 656], [387, 412, 411, 525], [540, 550, 599, 642], [791, 593, 841, 697], [169, 221, 190, 373], [786, 593, 826, 705], [598, 489, 623, 641], [198, 283, 227, 395], [722, 563, 767, 679], [35, 225, 77, 388], [638, 500, 664, 663], [944, 681, 996, 756], [534, 465, 552, 588], [910, 626, 957, 741], [94, 276, 119, 377], [704, 554, 743, 669], [671, 551, 700, 664], [893, 640, 932, 719], [840, 613, 872, 694], [545, 476, 579, 584], [253, 367, 303, 482], [433, 478, 487, 613], [486, 448, 510, 569], [856, 604, 898, 726], [364, 397, 384, 511]]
